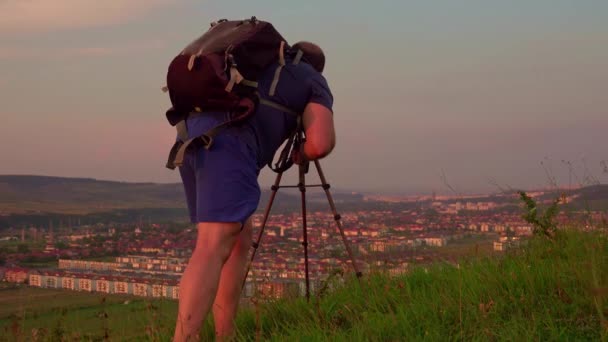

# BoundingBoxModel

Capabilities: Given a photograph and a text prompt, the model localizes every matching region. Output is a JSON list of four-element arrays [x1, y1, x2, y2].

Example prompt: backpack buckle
[[200, 134, 214, 150]]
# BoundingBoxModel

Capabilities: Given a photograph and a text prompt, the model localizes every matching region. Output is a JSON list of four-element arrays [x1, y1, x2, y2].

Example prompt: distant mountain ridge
[[2, 175, 605, 217], [0, 175, 364, 216], [0, 175, 187, 215]]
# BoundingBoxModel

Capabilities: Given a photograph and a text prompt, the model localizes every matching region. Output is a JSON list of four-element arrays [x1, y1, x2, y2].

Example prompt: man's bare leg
[[212, 218, 253, 340], [173, 222, 242, 342]]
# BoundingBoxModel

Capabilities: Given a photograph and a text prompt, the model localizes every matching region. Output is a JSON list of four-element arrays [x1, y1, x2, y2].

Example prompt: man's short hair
[[292, 41, 325, 73]]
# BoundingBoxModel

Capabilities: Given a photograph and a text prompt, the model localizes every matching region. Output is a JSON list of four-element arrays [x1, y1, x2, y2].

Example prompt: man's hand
[[291, 146, 306, 165], [291, 147, 310, 175]]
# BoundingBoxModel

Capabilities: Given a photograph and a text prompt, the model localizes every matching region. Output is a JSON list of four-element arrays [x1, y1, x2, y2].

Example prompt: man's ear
[[293, 41, 325, 73]]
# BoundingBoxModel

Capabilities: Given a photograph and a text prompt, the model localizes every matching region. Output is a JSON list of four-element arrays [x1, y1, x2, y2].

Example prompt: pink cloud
[[0, 0, 176, 33], [74, 47, 115, 57], [0, 39, 166, 60]]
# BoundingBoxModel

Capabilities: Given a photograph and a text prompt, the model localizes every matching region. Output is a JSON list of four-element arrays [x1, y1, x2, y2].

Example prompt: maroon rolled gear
[[164, 17, 299, 170]]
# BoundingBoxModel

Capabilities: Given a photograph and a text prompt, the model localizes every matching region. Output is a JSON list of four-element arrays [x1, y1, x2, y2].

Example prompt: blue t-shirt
[[177, 56, 334, 224], [182, 56, 334, 171]]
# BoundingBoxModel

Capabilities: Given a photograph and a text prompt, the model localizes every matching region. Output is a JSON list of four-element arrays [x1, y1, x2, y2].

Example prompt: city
[[3, 189, 590, 302]]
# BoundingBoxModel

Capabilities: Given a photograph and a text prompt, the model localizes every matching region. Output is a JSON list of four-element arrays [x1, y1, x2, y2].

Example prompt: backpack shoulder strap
[[268, 41, 286, 96], [176, 120, 189, 141], [292, 49, 304, 65], [258, 98, 298, 116]]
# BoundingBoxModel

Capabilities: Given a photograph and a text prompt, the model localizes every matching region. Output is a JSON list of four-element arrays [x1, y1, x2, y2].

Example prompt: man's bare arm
[[299, 102, 336, 161]]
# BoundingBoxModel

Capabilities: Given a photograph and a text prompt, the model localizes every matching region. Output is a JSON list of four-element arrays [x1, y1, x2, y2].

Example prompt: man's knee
[[235, 219, 254, 253], [193, 222, 242, 262]]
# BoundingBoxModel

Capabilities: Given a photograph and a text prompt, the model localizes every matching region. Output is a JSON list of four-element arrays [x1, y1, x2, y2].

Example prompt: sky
[[1, 0, 607, 194]]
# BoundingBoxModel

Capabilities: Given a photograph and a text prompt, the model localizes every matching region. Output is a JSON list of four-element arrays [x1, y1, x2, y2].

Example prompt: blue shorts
[[178, 127, 261, 226]]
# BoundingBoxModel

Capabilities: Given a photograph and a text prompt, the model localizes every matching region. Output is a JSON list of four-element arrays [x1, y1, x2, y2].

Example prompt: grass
[[2, 228, 607, 341], [16, 261, 58, 269], [81, 256, 119, 262], [0, 285, 179, 341], [228, 228, 607, 341]]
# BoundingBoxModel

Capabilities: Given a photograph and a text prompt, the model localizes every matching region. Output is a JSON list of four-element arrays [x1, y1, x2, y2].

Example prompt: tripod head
[[294, 128, 310, 174], [269, 120, 308, 174]]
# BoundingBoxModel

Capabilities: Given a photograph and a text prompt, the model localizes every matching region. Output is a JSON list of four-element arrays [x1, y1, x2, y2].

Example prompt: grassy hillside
[[231, 229, 607, 341], [2, 228, 607, 341]]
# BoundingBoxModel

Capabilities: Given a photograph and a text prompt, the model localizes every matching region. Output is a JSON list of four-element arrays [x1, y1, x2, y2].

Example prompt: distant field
[[81, 256, 119, 262], [0, 285, 180, 341], [0, 240, 45, 249], [17, 261, 58, 269], [434, 233, 500, 258], [404, 233, 500, 263]]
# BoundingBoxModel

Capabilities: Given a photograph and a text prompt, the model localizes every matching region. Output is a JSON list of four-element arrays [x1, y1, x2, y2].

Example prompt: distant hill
[[571, 184, 608, 202], [0, 175, 606, 230], [563, 184, 608, 211], [0, 175, 365, 216], [0, 175, 187, 215], [525, 184, 608, 210], [0, 175, 372, 229]]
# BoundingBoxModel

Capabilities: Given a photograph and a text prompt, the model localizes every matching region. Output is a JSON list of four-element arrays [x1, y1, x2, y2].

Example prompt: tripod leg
[[242, 171, 284, 292], [299, 163, 311, 301], [314, 160, 363, 279]]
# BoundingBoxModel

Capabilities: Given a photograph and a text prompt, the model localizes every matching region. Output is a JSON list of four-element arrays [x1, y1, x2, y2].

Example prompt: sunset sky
[[1, 0, 607, 194]]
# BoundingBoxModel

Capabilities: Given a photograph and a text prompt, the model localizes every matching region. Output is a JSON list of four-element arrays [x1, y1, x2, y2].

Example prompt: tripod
[[242, 157, 363, 301]]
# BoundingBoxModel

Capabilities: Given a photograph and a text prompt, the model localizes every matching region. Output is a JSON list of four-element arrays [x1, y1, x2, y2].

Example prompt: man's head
[[292, 41, 325, 73]]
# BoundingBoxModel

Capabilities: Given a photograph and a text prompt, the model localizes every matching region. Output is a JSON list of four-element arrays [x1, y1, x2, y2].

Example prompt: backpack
[[163, 17, 305, 172]]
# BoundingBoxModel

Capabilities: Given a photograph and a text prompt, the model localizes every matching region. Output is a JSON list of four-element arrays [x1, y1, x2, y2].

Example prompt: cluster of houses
[[0, 264, 324, 300], [432, 201, 500, 214], [493, 235, 523, 251], [1, 266, 182, 299], [1, 197, 547, 301], [58, 255, 187, 275], [363, 233, 470, 253], [51, 252, 327, 299], [4, 229, 361, 298]]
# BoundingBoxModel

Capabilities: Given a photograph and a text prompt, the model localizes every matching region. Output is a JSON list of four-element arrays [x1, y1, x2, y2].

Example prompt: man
[[173, 42, 335, 341]]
